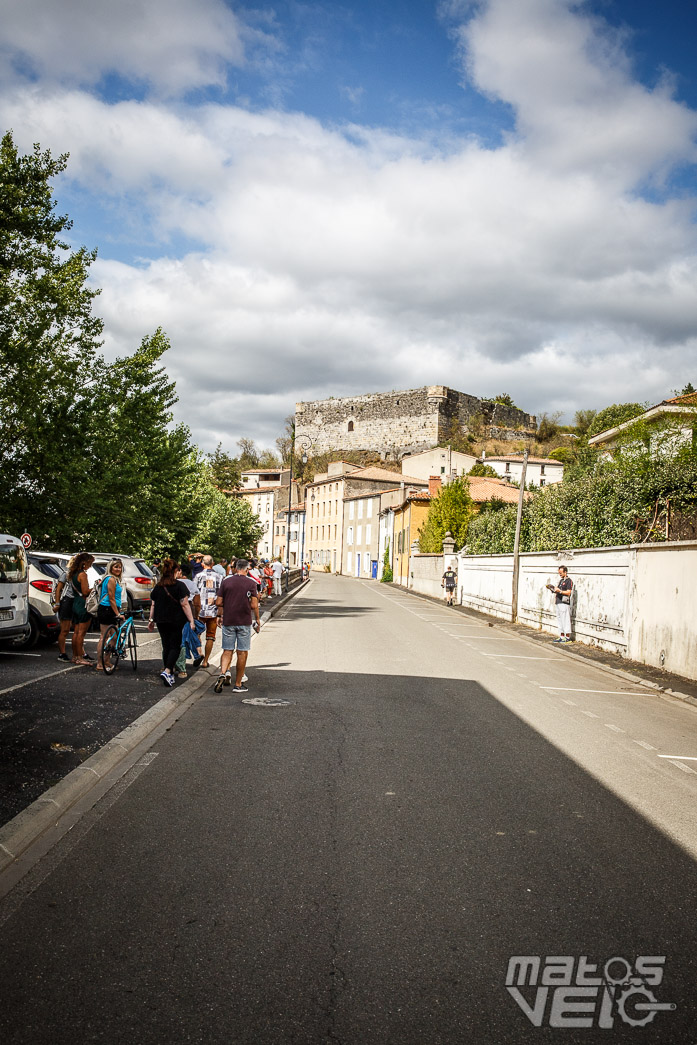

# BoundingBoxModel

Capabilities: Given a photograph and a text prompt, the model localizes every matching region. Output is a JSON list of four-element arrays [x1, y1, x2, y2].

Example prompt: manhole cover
[[242, 697, 292, 707]]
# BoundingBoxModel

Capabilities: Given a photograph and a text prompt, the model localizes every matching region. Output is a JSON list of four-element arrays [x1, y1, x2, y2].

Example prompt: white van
[[0, 535, 31, 643]]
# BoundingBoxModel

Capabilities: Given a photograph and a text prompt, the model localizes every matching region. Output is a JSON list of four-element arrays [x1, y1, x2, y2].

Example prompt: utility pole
[[511, 448, 529, 623]]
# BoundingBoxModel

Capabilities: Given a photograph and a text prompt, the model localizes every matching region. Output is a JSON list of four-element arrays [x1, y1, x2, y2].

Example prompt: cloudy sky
[[2, 0, 696, 451]]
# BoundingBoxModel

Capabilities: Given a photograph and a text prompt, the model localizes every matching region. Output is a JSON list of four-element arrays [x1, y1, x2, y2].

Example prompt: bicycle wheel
[[101, 625, 120, 674], [126, 621, 138, 671]]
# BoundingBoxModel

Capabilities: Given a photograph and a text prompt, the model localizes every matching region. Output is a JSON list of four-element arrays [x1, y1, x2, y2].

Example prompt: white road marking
[[605, 724, 626, 733], [0, 652, 41, 657], [580, 710, 600, 718], [479, 654, 557, 660], [561, 699, 577, 706], [0, 665, 77, 697], [633, 740, 657, 750], [667, 759, 697, 774], [657, 755, 697, 760], [540, 687, 648, 695]]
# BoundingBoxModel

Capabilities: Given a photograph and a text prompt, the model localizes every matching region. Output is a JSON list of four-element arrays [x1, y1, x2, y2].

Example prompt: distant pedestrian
[[550, 566, 573, 643], [95, 559, 126, 671], [213, 559, 227, 577], [190, 553, 204, 579], [442, 565, 457, 606], [151, 558, 162, 582], [214, 559, 261, 694], [196, 555, 222, 668], [66, 553, 95, 665], [148, 559, 196, 687], [271, 557, 285, 596]]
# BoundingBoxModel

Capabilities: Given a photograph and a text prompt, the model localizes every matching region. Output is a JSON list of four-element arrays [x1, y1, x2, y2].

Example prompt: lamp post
[[511, 448, 529, 623], [285, 433, 312, 590]]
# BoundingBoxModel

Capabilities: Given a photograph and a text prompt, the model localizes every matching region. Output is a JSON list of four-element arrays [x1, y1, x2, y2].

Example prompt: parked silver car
[[24, 554, 63, 647]]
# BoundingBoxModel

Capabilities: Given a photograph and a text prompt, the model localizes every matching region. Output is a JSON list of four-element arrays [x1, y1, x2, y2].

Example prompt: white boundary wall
[[445, 542, 697, 681]]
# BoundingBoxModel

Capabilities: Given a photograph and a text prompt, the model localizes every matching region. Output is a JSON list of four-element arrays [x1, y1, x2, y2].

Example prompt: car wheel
[[16, 612, 40, 650]]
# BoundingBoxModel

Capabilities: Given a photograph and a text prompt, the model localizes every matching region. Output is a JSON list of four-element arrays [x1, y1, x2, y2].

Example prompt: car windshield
[[0, 544, 27, 583]]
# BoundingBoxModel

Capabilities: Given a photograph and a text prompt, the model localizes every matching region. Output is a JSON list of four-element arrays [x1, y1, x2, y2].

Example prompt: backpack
[[86, 576, 107, 616]]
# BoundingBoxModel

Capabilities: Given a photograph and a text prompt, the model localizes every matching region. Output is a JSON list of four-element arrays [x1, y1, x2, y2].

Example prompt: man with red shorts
[[195, 555, 222, 667]]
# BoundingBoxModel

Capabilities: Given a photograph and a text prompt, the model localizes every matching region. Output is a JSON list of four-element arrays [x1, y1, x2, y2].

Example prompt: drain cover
[[242, 697, 291, 707]]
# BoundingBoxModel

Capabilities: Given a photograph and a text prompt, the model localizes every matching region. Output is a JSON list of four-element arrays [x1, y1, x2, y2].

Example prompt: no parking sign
[[20, 533, 32, 549]]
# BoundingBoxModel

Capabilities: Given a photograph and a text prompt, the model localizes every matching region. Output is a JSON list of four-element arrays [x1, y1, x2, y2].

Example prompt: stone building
[[295, 386, 536, 460]]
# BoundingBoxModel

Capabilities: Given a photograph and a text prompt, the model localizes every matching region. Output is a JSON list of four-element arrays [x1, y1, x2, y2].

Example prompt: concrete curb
[[391, 583, 697, 710], [0, 579, 310, 875]]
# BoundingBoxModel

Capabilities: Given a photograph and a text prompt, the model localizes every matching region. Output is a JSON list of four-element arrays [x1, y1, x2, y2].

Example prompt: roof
[[394, 491, 433, 512], [343, 487, 399, 502], [241, 468, 288, 474], [350, 466, 427, 484], [663, 392, 697, 407], [482, 455, 562, 465], [467, 476, 532, 504]]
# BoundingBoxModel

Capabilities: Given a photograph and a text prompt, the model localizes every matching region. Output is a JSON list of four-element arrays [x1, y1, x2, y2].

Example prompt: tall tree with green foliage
[[418, 477, 474, 552], [0, 130, 104, 535]]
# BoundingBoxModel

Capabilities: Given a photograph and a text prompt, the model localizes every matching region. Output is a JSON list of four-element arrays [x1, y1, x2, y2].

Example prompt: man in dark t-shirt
[[213, 559, 260, 694], [442, 566, 457, 606]]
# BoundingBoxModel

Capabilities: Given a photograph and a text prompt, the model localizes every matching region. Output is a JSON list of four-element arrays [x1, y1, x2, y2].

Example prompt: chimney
[[429, 475, 442, 497]]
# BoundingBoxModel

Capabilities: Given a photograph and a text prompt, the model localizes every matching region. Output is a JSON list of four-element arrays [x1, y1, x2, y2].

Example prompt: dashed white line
[[633, 740, 657, 750], [580, 710, 600, 718], [561, 699, 577, 706], [605, 724, 626, 733], [540, 688, 648, 695], [667, 760, 697, 774]]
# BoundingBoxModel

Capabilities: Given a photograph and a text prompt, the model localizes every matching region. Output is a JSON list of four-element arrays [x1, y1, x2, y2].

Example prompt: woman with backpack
[[147, 558, 197, 687], [95, 559, 126, 671]]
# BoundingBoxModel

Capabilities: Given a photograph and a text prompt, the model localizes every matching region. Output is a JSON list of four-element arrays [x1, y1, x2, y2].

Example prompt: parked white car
[[0, 535, 30, 644]]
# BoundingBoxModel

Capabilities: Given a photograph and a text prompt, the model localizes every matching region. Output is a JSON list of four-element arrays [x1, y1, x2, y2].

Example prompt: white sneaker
[[241, 674, 248, 683]]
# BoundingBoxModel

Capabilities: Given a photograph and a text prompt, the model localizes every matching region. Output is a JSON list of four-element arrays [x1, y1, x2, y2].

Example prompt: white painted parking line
[[605, 724, 626, 733], [667, 760, 697, 774], [0, 651, 42, 657], [0, 665, 77, 697], [657, 755, 697, 760], [540, 688, 649, 695], [634, 740, 657, 750]]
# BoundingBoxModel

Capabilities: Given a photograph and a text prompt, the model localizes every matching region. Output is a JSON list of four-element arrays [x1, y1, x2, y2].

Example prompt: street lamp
[[285, 433, 312, 589]]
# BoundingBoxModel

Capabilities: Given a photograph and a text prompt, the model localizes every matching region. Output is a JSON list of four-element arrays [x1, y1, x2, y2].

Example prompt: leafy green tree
[[493, 392, 517, 407], [380, 541, 393, 583], [209, 444, 241, 491], [0, 130, 104, 536], [587, 402, 645, 438], [536, 411, 562, 442], [574, 409, 597, 435], [419, 477, 474, 552], [468, 462, 499, 478]]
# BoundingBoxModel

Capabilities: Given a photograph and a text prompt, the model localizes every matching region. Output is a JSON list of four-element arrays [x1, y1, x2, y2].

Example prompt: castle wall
[[295, 386, 536, 459]]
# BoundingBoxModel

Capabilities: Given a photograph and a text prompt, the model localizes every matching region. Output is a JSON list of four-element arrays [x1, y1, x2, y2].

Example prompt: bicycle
[[101, 613, 138, 673]]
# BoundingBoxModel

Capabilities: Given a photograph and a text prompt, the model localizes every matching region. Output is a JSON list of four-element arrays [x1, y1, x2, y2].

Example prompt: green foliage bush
[[419, 477, 474, 552]]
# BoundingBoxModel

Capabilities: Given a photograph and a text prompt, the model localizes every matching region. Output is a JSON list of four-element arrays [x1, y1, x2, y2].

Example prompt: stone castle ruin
[[295, 386, 536, 460]]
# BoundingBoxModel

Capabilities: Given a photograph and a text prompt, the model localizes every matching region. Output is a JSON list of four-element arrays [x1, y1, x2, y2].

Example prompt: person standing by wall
[[148, 559, 196, 686], [441, 564, 457, 606], [271, 558, 285, 596], [550, 565, 574, 643], [213, 559, 260, 694]]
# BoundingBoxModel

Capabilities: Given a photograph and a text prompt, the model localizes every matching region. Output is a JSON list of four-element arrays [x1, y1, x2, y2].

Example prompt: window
[[348, 421, 354, 432], [540, 465, 546, 475], [322, 526, 325, 538], [334, 525, 337, 538], [540, 479, 546, 487], [365, 524, 371, 545], [275, 525, 279, 535], [358, 500, 363, 518], [357, 525, 362, 545], [266, 502, 270, 511], [282, 526, 286, 535], [347, 527, 354, 546], [505, 462, 510, 473], [349, 501, 354, 520], [441, 467, 445, 474], [366, 500, 373, 518]]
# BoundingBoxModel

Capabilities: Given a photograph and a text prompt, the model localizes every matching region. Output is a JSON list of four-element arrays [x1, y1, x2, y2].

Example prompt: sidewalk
[[0, 578, 309, 886], [391, 582, 697, 708]]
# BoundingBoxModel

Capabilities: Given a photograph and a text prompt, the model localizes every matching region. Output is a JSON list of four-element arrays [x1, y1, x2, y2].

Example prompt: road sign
[[20, 533, 32, 549]]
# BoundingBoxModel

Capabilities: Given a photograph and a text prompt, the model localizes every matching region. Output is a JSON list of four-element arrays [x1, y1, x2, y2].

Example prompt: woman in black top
[[148, 558, 196, 687]]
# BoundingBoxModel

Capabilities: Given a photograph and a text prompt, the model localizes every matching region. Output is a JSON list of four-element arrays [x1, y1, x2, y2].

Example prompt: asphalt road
[[2, 574, 697, 1044], [0, 621, 194, 823]]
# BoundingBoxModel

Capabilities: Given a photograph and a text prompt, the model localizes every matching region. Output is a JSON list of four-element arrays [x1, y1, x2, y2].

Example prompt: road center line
[[605, 724, 626, 733], [479, 654, 557, 660], [657, 755, 697, 760], [667, 760, 697, 774], [634, 740, 657, 750]]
